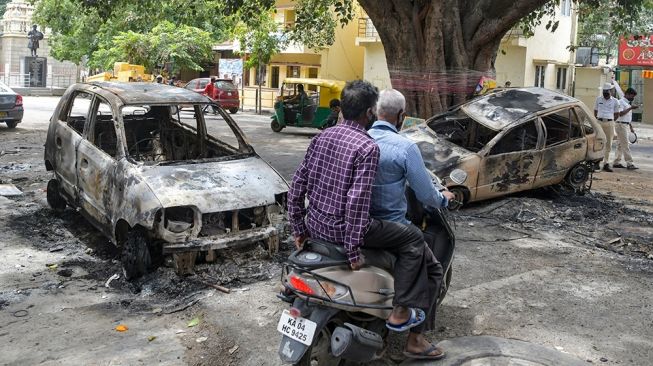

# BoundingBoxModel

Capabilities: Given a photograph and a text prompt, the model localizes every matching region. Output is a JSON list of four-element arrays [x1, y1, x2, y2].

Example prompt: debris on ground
[[0, 184, 22, 196], [115, 324, 128, 332]]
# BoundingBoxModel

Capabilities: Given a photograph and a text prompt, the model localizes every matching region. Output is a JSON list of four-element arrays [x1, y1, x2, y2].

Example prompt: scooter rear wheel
[[294, 324, 343, 366]]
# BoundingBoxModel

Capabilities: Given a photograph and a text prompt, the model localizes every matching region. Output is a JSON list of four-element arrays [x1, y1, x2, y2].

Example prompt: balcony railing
[[357, 17, 378, 38]]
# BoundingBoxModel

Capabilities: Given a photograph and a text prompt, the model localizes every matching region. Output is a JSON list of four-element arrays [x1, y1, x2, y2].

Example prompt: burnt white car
[[44, 82, 288, 278], [401, 88, 606, 208]]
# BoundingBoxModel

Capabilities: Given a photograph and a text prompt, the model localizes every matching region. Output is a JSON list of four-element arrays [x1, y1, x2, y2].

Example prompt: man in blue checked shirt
[[369, 88, 455, 360]]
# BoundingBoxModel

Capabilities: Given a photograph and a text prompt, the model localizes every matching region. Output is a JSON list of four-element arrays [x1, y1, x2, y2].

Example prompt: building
[[0, 0, 78, 89]]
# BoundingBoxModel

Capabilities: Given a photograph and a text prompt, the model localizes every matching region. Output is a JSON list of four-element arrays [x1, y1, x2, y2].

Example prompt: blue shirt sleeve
[[404, 143, 448, 209]]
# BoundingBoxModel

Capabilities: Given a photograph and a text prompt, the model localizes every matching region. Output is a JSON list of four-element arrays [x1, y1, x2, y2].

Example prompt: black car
[[0, 81, 24, 129]]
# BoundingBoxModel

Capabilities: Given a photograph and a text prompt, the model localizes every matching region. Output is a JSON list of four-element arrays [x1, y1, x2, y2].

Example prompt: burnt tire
[[271, 118, 283, 132], [5, 120, 18, 129], [565, 163, 590, 191], [121, 229, 152, 280], [46, 179, 67, 211], [229, 107, 238, 114], [448, 187, 468, 210]]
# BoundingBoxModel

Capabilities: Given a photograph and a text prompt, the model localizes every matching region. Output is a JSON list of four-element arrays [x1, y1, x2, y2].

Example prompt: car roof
[[88, 81, 210, 105], [461, 87, 578, 131]]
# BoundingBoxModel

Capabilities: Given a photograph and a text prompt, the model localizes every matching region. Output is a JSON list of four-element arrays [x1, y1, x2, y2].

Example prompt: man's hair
[[340, 80, 379, 120], [297, 84, 304, 91], [376, 89, 406, 118], [625, 88, 637, 96], [210, 77, 216, 82], [329, 99, 340, 108]]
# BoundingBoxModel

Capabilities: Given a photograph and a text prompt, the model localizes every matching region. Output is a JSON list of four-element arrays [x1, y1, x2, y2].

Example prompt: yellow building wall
[[361, 42, 391, 90], [317, 18, 364, 81], [495, 45, 527, 87], [574, 67, 609, 112]]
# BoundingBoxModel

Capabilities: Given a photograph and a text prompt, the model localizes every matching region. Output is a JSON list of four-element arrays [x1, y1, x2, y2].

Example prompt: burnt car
[[0, 81, 24, 129], [44, 82, 288, 278], [401, 88, 606, 209]]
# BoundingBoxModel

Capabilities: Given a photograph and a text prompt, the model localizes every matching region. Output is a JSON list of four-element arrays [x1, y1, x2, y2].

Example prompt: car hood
[[136, 156, 288, 213], [399, 124, 475, 173]]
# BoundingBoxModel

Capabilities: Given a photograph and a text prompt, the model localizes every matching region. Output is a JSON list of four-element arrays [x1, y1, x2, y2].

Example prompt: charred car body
[[401, 88, 606, 208], [44, 82, 288, 278]]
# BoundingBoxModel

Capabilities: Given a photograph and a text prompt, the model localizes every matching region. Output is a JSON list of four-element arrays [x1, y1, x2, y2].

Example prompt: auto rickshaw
[[270, 78, 345, 132]]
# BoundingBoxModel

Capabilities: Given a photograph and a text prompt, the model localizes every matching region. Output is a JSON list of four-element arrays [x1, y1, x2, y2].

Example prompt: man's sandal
[[386, 308, 425, 332]]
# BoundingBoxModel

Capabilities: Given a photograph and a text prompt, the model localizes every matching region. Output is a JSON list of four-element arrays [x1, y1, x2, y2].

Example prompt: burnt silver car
[[44, 82, 288, 278], [402, 88, 606, 209], [0, 81, 24, 129]]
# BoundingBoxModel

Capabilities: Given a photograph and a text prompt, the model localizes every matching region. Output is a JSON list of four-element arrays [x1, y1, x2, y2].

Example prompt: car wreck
[[44, 82, 288, 278], [401, 88, 606, 208]]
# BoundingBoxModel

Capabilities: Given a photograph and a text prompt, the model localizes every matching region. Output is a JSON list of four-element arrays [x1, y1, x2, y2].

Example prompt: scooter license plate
[[277, 309, 317, 346]]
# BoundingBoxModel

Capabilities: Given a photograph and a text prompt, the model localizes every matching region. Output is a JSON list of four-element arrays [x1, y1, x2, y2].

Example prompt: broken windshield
[[122, 104, 252, 165], [427, 109, 499, 153]]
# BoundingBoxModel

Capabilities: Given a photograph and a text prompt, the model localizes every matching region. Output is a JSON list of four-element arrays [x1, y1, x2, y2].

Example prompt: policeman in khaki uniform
[[594, 83, 619, 172], [611, 80, 639, 170]]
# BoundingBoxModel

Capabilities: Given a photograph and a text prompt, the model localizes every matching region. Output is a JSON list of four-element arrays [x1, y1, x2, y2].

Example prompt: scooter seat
[[288, 238, 396, 272]]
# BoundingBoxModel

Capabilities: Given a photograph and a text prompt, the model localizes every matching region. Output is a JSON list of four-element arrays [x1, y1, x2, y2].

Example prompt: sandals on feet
[[403, 343, 446, 360], [386, 308, 426, 332]]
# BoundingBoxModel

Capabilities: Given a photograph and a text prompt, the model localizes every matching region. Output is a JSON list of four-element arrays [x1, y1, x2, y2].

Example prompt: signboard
[[218, 59, 243, 88], [618, 36, 653, 67]]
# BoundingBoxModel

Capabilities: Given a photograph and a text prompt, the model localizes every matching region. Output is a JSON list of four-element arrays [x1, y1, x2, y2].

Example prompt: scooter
[[276, 174, 460, 365]]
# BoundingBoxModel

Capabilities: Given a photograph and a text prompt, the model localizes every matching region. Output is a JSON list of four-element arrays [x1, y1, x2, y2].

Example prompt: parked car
[[44, 82, 288, 278], [184, 77, 240, 114], [400, 87, 606, 209], [0, 81, 24, 129]]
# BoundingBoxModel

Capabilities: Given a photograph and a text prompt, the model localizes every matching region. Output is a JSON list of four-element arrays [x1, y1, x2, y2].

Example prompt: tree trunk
[[358, 0, 550, 117]]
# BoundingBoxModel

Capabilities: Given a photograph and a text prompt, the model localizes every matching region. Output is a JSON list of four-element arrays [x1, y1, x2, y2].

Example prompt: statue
[[27, 25, 44, 57]]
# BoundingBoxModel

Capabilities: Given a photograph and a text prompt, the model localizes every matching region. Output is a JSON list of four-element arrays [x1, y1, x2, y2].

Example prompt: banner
[[618, 36, 653, 67], [218, 59, 244, 88]]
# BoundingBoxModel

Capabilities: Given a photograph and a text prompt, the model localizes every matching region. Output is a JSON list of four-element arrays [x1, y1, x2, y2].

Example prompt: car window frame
[[85, 95, 120, 160], [539, 107, 575, 148], [60, 90, 95, 136], [485, 118, 544, 156]]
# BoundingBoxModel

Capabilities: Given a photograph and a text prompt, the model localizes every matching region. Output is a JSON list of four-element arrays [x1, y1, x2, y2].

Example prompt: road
[[1, 97, 652, 365]]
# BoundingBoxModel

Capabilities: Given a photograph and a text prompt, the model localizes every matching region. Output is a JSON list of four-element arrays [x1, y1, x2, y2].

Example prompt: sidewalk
[[633, 121, 653, 140]]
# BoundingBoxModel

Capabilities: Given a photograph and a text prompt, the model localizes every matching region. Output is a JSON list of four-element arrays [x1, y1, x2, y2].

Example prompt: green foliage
[[234, 10, 284, 71], [90, 22, 214, 74], [290, 0, 355, 50], [576, 0, 653, 62], [0, 0, 12, 15]]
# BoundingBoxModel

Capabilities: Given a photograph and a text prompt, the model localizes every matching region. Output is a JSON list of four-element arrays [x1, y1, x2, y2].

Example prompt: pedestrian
[[593, 83, 620, 172], [368, 89, 454, 360], [168, 76, 177, 86], [612, 81, 639, 170], [155, 75, 163, 84], [203, 77, 218, 114], [287, 80, 445, 360], [504, 81, 511, 88], [325, 98, 341, 127]]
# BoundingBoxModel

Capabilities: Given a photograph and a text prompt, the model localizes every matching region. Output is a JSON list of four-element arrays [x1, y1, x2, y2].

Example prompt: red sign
[[618, 36, 653, 66]]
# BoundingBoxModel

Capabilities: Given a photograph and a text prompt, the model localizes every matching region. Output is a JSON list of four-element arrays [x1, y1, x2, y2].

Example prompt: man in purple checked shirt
[[288, 80, 443, 359]]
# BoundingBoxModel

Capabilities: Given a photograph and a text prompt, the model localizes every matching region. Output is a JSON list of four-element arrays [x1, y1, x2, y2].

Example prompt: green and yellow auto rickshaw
[[270, 78, 345, 132]]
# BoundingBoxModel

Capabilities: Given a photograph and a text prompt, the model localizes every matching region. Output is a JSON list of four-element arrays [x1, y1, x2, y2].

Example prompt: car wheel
[[271, 118, 283, 132], [46, 179, 67, 211], [121, 229, 152, 280], [5, 120, 18, 129], [229, 107, 238, 114], [448, 187, 467, 210], [565, 162, 591, 195]]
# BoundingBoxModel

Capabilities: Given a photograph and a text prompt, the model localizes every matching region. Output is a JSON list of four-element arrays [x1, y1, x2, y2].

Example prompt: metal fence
[[0, 73, 74, 88]]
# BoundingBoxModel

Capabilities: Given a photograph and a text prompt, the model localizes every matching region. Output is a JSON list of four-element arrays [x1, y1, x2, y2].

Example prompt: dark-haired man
[[288, 80, 444, 360], [612, 80, 639, 170]]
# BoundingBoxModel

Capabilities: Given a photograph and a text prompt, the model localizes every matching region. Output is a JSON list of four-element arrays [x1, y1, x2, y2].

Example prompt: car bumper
[[0, 107, 23, 122], [161, 225, 278, 253], [216, 99, 239, 108]]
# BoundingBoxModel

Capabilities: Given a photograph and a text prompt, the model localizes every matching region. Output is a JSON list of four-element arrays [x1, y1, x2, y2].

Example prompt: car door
[[535, 107, 587, 187], [476, 119, 544, 199], [75, 96, 118, 231], [53, 91, 93, 202]]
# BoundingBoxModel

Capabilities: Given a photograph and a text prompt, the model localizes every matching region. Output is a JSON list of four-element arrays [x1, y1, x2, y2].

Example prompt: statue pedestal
[[23, 56, 47, 87]]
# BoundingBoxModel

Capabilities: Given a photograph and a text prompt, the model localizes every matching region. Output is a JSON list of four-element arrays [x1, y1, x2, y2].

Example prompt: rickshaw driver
[[284, 84, 310, 123]]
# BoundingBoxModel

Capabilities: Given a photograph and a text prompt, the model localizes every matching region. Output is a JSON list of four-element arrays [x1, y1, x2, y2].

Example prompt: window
[[198, 79, 209, 89], [63, 91, 93, 134], [575, 107, 594, 135], [535, 65, 545, 87], [490, 120, 539, 155], [307, 68, 319, 92], [560, 0, 572, 16], [271, 66, 280, 89], [556, 67, 567, 90], [91, 99, 118, 157], [541, 109, 571, 147], [287, 66, 300, 78]]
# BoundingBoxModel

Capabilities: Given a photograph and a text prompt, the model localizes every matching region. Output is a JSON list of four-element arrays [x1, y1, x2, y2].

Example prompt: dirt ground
[[1, 98, 652, 365]]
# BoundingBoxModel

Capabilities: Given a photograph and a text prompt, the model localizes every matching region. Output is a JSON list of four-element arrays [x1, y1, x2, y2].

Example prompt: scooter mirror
[[449, 169, 467, 185]]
